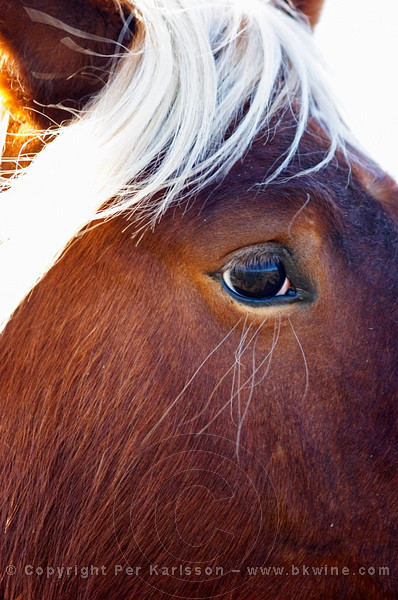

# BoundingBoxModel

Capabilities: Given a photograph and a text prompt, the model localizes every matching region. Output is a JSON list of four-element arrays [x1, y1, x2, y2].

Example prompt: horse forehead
[[144, 185, 329, 271], [196, 127, 346, 211], [160, 138, 343, 241]]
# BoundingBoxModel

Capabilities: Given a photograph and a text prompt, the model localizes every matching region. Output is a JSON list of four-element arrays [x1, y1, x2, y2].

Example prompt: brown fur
[[292, 0, 324, 27], [0, 0, 132, 125], [0, 2, 397, 599], [0, 0, 132, 171]]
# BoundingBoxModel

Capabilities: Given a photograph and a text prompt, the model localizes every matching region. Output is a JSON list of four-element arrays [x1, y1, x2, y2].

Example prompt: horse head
[[0, 1, 396, 598]]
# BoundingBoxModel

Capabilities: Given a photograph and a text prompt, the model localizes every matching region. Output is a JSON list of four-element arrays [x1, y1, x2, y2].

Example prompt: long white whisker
[[141, 319, 240, 443], [181, 315, 267, 427], [200, 317, 279, 434], [251, 314, 281, 388], [287, 193, 311, 236], [288, 315, 309, 400], [235, 326, 258, 460], [231, 315, 250, 426]]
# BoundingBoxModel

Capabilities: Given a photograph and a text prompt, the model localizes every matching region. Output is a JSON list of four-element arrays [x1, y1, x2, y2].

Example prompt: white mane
[[0, 0, 354, 332]]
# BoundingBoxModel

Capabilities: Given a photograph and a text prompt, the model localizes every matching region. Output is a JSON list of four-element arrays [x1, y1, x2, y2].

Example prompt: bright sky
[[314, 0, 398, 181]]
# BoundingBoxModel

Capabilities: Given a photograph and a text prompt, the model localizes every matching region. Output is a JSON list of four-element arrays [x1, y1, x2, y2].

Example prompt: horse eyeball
[[223, 259, 292, 301]]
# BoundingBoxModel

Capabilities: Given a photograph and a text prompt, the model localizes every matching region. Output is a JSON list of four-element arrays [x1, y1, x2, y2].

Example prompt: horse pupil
[[229, 261, 285, 299]]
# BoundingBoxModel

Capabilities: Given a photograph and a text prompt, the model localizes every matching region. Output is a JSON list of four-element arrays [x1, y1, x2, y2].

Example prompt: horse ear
[[0, 0, 132, 127], [290, 0, 325, 28]]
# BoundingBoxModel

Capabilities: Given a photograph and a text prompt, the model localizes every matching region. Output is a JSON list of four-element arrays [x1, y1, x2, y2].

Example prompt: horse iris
[[223, 260, 288, 300]]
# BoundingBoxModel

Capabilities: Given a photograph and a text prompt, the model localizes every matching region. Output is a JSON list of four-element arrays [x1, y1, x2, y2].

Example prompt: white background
[[314, 0, 398, 181]]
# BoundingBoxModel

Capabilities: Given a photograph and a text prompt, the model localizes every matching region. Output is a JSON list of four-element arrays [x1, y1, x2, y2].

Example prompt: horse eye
[[222, 259, 292, 302]]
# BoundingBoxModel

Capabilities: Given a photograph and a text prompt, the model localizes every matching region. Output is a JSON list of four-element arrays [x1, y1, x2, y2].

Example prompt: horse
[[0, 1, 396, 598]]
